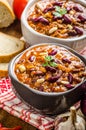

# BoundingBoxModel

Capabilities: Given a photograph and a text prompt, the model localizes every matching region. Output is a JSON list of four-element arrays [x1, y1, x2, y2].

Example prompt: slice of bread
[[0, 0, 15, 28], [0, 32, 25, 63], [0, 63, 8, 77]]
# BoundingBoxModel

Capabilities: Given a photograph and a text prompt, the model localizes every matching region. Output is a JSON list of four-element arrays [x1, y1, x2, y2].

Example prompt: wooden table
[[0, 19, 37, 130]]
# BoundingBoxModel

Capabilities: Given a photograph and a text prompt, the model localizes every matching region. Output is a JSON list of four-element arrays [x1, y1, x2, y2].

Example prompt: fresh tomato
[[13, 0, 28, 19]]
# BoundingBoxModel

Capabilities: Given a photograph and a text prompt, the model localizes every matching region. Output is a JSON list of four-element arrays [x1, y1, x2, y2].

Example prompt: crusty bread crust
[[0, 70, 8, 77], [0, 62, 8, 77], [0, 0, 15, 28]]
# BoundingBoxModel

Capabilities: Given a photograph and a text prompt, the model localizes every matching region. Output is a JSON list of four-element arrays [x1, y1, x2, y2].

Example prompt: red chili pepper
[[0, 126, 21, 130]]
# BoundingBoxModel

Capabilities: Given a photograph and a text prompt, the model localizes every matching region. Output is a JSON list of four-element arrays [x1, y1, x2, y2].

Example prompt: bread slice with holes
[[0, 32, 25, 63], [0, 0, 15, 28]]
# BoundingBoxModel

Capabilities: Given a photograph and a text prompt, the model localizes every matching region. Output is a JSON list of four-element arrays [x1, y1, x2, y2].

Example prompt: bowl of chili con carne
[[21, 0, 86, 51], [8, 43, 86, 115]]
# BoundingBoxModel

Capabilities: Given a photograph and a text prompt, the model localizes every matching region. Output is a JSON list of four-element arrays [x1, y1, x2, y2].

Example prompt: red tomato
[[13, 0, 28, 19]]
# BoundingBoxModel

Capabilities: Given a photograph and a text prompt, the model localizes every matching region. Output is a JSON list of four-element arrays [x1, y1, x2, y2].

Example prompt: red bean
[[74, 26, 83, 35], [29, 56, 35, 62], [53, 2, 63, 7], [68, 30, 77, 36], [73, 5, 83, 12], [68, 73, 73, 84], [48, 49, 57, 56], [53, 16, 63, 20], [63, 15, 71, 24], [48, 76, 60, 83], [43, 7, 55, 13], [65, 84, 74, 89], [78, 15, 86, 22], [62, 58, 71, 64], [45, 66, 57, 73], [32, 16, 49, 25], [39, 86, 44, 91]]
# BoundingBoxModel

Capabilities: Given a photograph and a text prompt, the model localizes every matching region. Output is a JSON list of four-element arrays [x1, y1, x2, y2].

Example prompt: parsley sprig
[[42, 56, 57, 67], [53, 6, 67, 17]]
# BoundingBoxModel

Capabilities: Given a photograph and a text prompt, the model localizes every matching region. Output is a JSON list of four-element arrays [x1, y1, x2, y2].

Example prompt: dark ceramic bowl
[[8, 43, 86, 115]]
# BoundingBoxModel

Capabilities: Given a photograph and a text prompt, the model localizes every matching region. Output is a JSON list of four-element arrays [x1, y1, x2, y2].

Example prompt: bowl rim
[[8, 43, 86, 96], [21, 0, 86, 43]]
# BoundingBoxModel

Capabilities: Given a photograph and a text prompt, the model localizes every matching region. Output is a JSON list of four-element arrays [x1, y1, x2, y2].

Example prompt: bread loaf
[[0, 0, 15, 28], [0, 32, 25, 63]]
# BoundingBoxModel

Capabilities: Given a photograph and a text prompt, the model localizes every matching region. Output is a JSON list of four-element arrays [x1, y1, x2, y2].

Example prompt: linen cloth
[[0, 47, 86, 130]]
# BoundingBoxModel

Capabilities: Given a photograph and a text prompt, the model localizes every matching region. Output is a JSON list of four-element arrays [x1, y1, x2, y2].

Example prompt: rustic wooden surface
[[0, 19, 37, 130]]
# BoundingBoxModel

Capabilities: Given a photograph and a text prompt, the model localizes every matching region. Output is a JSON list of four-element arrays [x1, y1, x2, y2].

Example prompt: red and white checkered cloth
[[0, 47, 86, 130], [0, 78, 54, 130]]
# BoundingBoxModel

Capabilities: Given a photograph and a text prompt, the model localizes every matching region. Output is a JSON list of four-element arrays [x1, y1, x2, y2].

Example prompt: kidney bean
[[39, 86, 44, 91], [62, 58, 71, 64], [45, 66, 57, 73], [39, 17, 49, 25], [53, 16, 63, 20], [74, 26, 83, 35], [73, 5, 83, 12], [54, 59, 61, 64], [29, 56, 35, 62], [43, 7, 55, 13], [63, 15, 71, 24], [78, 15, 86, 22], [68, 30, 77, 36], [32, 16, 49, 25], [48, 75, 60, 83], [68, 73, 73, 84], [48, 49, 57, 56], [65, 84, 74, 89], [80, 93, 86, 116], [53, 2, 63, 7], [35, 71, 45, 76]]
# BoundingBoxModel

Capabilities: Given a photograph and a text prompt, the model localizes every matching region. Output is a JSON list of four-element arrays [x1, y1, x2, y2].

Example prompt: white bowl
[[21, 0, 86, 51]]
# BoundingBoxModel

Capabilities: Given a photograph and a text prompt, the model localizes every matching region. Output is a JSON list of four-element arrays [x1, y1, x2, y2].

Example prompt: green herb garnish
[[49, 62, 57, 67], [42, 56, 57, 67], [53, 6, 67, 17], [45, 55, 53, 61]]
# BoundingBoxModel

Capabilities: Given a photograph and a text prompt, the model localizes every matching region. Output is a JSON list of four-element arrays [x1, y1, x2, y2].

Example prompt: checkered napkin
[[0, 78, 54, 130], [0, 47, 86, 130]]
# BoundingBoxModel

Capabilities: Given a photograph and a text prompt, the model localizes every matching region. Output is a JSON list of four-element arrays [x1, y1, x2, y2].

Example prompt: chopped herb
[[42, 56, 57, 67], [45, 56, 53, 61], [42, 62, 50, 67], [55, 6, 61, 12], [49, 62, 57, 67], [53, 6, 67, 17], [53, 12, 62, 17]]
